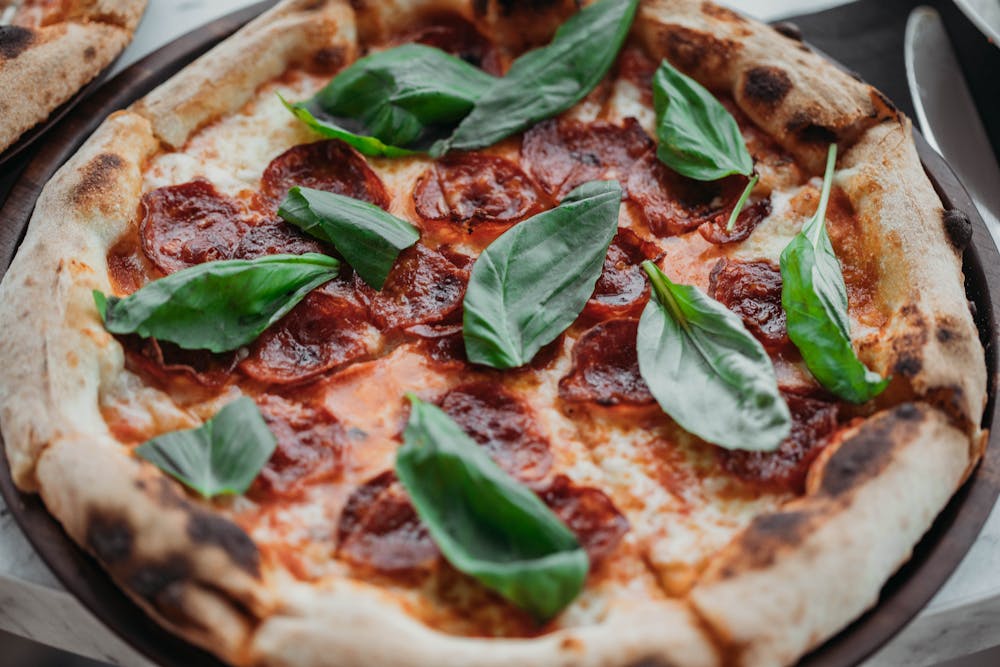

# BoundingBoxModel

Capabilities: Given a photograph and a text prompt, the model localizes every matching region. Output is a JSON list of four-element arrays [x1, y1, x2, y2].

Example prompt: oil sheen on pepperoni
[[404, 15, 504, 75], [337, 471, 439, 574], [406, 324, 467, 364], [709, 259, 788, 351], [627, 155, 748, 237], [584, 228, 655, 320], [698, 196, 772, 245], [122, 336, 237, 388], [413, 154, 546, 227], [358, 244, 467, 332], [439, 382, 553, 483], [240, 277, 376, 385], [538, 475, 629, 565], [559, 319, 654, 406], [719, 393, 839, 493], [522, 117, 653, 199], [252, 395, 347, 499], [260, 139, 390, 209]]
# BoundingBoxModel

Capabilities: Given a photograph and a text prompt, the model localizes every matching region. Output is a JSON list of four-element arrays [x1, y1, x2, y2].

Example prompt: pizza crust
[[0, 1, 988, 666]]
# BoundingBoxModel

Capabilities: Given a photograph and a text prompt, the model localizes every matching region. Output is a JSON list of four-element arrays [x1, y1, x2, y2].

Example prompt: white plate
[[955, 0, 1000, 46]]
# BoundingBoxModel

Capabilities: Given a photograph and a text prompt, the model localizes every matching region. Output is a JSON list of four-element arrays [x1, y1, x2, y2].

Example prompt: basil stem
[[431, 0, 640, 156], [780, 144, 889, 403], [651, 59, 756, 232], [136, 397, 277, 499], [283, 44, 496, 155], [463, 180, 623, 369], [279, 187, 419, 289], [94, 253, 340, 353], [396, 395, 588, 621], [637, 261, 791, 451]]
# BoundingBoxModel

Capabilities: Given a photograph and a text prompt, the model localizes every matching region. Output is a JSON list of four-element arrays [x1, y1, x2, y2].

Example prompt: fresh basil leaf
[[396, 395, 588, 621], [281, 96, 417, 158], [637, 261, 791, 451], [136, 396, 277, 499], [652, 59, 753, 181], [431, 0, 640, 156], [95, 253, 339, 353], [780, 145, 889, 403], [279, 187, 419, 289], [463, 180, 623, 368]]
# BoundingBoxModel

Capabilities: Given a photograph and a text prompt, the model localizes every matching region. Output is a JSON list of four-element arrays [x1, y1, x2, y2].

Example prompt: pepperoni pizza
[[0, 1, 987, 666]]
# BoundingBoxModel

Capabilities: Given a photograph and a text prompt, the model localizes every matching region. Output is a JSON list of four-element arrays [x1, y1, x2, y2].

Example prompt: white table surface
[[3, 1, 999, 665]]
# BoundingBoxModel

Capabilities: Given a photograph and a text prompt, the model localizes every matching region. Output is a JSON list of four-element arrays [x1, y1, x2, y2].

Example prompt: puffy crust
[[130, 0, 358, 149], [690, 403, 971, 667], [64, 0, 148, 31], [0, 21, 129, 152]]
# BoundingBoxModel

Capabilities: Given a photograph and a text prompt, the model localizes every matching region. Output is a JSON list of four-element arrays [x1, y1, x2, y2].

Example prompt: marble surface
[[1, 1, 998, 666]]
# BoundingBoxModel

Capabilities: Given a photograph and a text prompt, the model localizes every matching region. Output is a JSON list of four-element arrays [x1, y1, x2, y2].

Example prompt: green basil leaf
[[95, 253, 340, 353], [431, 0, 639, 156], [396, 395, 588, 621], [136, 396, 277, 499], [637, 261, 791, 451], [780, 145, 889, 403], [652, 59, 754, 181], [279, 187, 419, 289], [281, 96, 417, 158], [463, 180, 623, 369]]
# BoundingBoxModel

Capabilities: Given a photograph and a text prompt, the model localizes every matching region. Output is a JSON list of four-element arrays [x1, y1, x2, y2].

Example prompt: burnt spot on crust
[[772, 21, 804, 41], [187, 512, 260, 577], [657, 25, 739, 74], [785, 112, 839, 146], [496, 0, 565, 15], [819, 404, 923, 497], [83, 45, 97, 61], [309, 46, 348, 75], [890, 305, 930, 379], [743, 66, 792, 107], [85, 511, 134, 565], [71, 153, 126, 208], [701, 3, 746, 23], [127, 555, 207, 629], [0, 26, 35, 60], [943, 209, 973, 251], [716, 511, 814, 576]]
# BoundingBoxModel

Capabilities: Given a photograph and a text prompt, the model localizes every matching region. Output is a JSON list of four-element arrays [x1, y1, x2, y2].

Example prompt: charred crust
[[187, 512, 260, 577], [701, 3, 746, 23], [657, 25, 739, 74], [890, 307, 930, 378], [71, 153, 126, 208], [870, 88, 900, 121], [85, 511, 134, 565], [894, 353, 922, 377], [496, 0, 565, 14], [0, 25, 35, 60], [127, 556, 207, 629], [309, 46, 347, 75], [772, 21, 803, 41], [943, 209, 973, 251], [716, 511, 813, 576], [83, 45, 97, 61], [786, 112, 838, 146], [819, 405, 923, 497], [743, 66, 792, 107]]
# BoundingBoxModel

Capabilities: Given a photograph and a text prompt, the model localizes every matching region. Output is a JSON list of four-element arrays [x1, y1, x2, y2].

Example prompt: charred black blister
[[943, 208, 973, 251]]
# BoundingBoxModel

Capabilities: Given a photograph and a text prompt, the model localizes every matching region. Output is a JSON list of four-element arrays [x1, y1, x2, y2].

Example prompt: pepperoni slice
[[538, 475, 629, 565], [251, 395, 347, 499], [240, 277, 377, 385], [337, 471, 439, 575], [583, 228, 657, 321], [358, 244, 468, 332], [698, 197, 772, 245], [522, 118, 653, 200], [404, 16, 504, 76], [559, 319, 653, 406], [718, 393, 839, 493], [139, 180, 246, 274], [122, 335, 237, 388], [708, 259, 787, 351], [627, 156, 748, 238], [413, 154, 546, 227], [260, 140, 390, 210], [406, 323, 467, 364], [439, 383, 553, 483]]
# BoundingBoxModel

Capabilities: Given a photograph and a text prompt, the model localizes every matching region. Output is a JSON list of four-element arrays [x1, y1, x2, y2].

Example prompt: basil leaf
[[279, 187, 419, 289], [780, 145, 889, 403], [136, 397, 277, 499], [95, 253, 339, 353], [637, 261, 791, 451], [463, 180, 622, 368], [396, 395, 588, 621], [432, 0, 639, 156], [281, 97, 417, 158], [652, 59, 753, 181]]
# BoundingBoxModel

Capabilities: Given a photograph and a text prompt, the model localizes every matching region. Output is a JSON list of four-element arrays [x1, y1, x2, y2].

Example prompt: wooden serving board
[[0, 4, 998, 667]]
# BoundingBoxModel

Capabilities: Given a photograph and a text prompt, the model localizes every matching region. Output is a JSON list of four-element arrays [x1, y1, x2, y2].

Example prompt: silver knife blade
[[906, 6, 1000, 246]]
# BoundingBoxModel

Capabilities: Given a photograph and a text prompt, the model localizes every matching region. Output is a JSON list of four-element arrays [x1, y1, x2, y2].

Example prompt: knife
[[906, 6, 1000, 247]]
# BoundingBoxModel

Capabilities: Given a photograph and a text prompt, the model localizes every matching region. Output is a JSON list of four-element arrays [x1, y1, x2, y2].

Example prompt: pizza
[[0, 0, 147, 152], [0, 1, 988, 666]]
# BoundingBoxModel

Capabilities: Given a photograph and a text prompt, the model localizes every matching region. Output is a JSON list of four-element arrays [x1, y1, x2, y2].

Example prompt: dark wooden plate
[[0, 4, 998, 667]]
